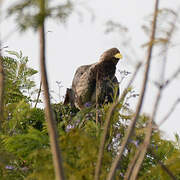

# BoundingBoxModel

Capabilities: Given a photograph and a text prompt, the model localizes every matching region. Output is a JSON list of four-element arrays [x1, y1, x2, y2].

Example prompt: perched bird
[[64, 48, 123, 109]]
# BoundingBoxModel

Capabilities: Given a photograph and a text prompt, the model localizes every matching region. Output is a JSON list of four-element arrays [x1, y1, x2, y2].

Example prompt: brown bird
[[64, 48, 123, 109]]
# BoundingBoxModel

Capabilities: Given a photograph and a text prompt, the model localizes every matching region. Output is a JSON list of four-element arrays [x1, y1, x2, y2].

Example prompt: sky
[[1, 0, 180, 140]]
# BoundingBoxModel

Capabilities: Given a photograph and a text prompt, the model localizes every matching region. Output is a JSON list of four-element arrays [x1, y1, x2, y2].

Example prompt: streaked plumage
[[64, 48, 122, 109]]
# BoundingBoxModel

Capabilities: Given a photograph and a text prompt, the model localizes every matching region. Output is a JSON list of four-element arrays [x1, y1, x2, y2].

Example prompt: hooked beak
[[114, 53, 123, 59]]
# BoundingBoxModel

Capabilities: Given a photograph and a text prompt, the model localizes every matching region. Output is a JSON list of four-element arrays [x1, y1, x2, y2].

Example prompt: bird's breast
[[97, 62, 116, 80]]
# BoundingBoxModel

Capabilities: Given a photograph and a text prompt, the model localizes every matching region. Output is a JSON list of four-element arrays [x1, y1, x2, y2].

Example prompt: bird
[[64, 48, 123, 110]]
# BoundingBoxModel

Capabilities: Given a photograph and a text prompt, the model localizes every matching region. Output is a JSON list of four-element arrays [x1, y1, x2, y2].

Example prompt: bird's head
[[99, 48, 123, 65]]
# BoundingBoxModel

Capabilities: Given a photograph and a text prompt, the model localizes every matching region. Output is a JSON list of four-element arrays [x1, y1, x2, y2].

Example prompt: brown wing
[[64, 64, 94, 108], [72, 65, 91, 91], [72, 63, 101, 109]]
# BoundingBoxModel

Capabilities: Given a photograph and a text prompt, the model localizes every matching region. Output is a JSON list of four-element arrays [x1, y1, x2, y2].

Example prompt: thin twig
[[124, 144, 142, 179], [129, 120, 153, 180], [94, 99, 119, 180], [126, 2, 160, 179], [127, 5, 180, 179], [34, 80, 42, 108], [150, 6, 179, 129], [158, 98, 180, 127], [154, 10, 179, 90], [125, 144, 177, 180], [149, 6, 180, 130], [129, 81, 162, 178], [163, 67, 180, 88], [149, 148, 177, 180], [94, 62, 141, 180], [159, 11, 178, 83], [106, 0, 159, 178]]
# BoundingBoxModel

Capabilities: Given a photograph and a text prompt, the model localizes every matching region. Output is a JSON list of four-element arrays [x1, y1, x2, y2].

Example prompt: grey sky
[[1, 0, 180, 139]]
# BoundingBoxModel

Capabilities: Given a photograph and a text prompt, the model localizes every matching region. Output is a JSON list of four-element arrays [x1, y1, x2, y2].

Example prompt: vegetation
[[0, 0, 180, 179], [0, 51, 179, 179]]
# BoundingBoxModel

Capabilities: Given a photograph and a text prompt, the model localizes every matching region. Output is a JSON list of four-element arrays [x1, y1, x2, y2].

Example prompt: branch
[[94, 62, 141, 180], [128, 51, 179, 180], [153, 10, 179, 90], [130, 79, 163, 177], [149, 148, 177, 180], [39, 1, 65, 179], [151, 13, 180, 127], [158, 98, 180, 127], [129, 120, 153, 179], [94, 100, 119, 180], [106, 0, 159, 179], [150, 6, 180, 129], [124, 144, 142, 179], [163, 67, 180, 88], [126, 2, 162, 179], [34, 80, 42, 108]]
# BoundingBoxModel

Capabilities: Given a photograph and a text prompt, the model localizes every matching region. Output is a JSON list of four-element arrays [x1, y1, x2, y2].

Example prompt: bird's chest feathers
[[90, 62, 117, 103], [97, 62, 116, 80]]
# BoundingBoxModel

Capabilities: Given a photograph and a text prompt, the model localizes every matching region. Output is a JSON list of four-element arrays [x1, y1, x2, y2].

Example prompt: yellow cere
[[114, 53, 123, 59]]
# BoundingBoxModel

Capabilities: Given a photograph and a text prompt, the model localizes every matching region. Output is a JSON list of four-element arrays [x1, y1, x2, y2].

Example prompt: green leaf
[[6, 50, 20, 58]]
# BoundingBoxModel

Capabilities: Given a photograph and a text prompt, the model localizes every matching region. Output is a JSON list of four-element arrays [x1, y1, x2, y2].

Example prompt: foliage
[[2, 50, 38, 105], [1, 101, 180, 179], [7, 0, 74, 31], [0, 49, 180, 179]]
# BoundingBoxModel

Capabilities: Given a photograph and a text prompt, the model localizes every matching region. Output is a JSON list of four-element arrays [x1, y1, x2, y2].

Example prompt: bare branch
[[124, 144, 142, 179], [126, 2, 173, 178], [126, 5, 180, 179], [149, 148, 177, 180], [126, 87, 161, 179], [126, 145, 178, 180], [129, 120, 153, 179], [158, 98, 180, 127], [163, 67, 180, 88], [150, 8, 180, 128], [34, 80, 42, 108], [106, 0, 159, 179], [94, 62, 141, 180], [39, 1, 65, 179], [94, 100, 119, 180], [153, 9, 179, 90]]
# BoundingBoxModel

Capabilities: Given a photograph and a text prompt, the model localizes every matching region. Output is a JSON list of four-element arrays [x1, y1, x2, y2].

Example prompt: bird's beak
[[114, 53, 123, 59]]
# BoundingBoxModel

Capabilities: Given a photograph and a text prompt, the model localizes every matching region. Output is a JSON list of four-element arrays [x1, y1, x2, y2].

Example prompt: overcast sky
[[1, 0, 180, 140]]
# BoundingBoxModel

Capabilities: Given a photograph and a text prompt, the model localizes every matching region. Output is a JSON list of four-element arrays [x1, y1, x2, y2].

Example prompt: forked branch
[[106, 1, 159, 179]]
